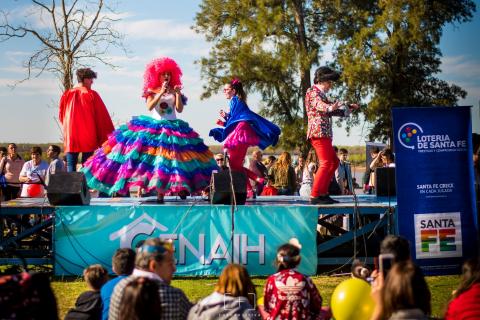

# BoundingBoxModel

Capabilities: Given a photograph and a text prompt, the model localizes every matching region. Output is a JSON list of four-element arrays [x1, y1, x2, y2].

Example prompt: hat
[[314, 66, 341, 83]]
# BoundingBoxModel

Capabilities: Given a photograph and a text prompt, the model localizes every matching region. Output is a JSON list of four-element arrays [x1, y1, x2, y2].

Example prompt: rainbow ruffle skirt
[[81, 115, 218, 195]]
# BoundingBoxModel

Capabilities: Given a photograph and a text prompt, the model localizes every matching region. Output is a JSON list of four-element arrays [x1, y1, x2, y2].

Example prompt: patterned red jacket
[[263, 269, 326, 320], [305, 85, 349, 140]]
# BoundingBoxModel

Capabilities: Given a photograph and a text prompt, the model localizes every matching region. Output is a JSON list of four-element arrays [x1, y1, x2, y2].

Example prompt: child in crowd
[[263, 240, 331, 319], [65, 264, 108, 320], [101, 248, 136, 320]]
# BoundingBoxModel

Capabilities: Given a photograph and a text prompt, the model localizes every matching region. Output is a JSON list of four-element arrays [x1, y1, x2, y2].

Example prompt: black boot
[[310, 195, 335, 205]]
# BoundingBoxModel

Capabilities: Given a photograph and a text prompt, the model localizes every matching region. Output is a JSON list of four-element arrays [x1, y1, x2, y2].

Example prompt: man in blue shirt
[[100, 248, 135, 320]]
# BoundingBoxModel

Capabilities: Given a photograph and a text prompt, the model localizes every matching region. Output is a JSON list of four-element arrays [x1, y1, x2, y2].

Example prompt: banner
[[392, 106, 478, 275], [54, 204, 318, 276]]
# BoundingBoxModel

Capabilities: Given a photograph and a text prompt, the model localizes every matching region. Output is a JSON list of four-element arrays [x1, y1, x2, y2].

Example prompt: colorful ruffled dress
[[81, 92, 218, 195], [209, 95, 281, 149]]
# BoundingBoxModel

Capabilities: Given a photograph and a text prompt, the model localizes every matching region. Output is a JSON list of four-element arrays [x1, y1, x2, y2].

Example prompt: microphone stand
[[224, 150, 237, 264]]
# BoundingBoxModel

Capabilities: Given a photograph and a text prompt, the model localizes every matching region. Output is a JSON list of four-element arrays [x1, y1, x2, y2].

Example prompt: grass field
[[52, 274, 459, 319]]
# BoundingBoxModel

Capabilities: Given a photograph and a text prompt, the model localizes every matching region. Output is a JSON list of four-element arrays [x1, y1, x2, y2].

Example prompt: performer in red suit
[[59, 68, 114, 172]]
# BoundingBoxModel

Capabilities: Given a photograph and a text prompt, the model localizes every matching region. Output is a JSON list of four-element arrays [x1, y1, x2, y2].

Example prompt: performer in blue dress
[[210, 79, 281, 196]]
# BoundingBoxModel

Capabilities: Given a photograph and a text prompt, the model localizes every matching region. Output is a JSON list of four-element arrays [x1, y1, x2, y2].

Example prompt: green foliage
[[324, 0, 475, 143], [194, 0, 329, 151]]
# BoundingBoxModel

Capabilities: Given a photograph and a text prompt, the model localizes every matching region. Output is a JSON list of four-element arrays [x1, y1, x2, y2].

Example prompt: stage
[[0, 195, 397, 276]]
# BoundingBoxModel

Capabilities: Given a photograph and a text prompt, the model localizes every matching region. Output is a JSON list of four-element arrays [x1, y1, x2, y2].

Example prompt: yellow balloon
[[257, 296, 264, 306], [331, 278, 375, 320]]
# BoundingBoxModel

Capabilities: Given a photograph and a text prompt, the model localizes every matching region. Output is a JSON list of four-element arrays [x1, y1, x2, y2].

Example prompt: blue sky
[[1, 0, 479, 146]]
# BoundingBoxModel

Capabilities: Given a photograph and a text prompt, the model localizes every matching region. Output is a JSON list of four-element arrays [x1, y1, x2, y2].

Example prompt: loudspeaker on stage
[[47, 172, 91, 205], [210, 170, 247, 205], [375, 167, 396, 197]]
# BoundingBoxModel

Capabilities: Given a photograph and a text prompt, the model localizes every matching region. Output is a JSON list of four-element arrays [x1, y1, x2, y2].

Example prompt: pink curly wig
[[142, 57, 183, 97]]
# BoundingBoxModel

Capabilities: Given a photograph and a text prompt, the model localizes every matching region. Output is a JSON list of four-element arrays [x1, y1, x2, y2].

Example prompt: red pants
[[226, 144, 258, 193], [310, 137, 339, 197]]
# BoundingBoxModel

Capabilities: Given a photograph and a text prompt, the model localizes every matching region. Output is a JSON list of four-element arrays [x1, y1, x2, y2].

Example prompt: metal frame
[[0, 200, 55, 268], [316, 197, 397, 267]]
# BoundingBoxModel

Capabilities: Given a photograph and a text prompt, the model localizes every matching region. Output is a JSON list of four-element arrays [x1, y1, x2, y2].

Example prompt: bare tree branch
[[0, 0, 126, 92]]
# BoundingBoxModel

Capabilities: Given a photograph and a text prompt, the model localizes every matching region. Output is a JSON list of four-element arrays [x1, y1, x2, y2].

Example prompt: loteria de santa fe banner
[[392, 106, 478, 275]]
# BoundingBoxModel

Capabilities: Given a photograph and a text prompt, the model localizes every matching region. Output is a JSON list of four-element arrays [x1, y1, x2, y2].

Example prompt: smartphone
[[379, 253, 395, 277]]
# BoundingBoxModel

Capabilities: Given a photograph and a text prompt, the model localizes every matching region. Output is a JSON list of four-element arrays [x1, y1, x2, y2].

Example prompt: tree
[[0, 0, 126, 92], [194, 0, 332, 154], [323, 0, 475, 143]]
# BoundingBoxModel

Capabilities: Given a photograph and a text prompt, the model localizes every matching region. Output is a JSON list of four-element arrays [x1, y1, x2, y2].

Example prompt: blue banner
[[54, 204, 318, 276], [392, 106, 478, 275]]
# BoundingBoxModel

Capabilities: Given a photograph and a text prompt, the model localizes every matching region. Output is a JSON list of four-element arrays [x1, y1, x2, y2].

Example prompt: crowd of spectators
[[0, 234, 478, 319], [0, 144, 66, 201]]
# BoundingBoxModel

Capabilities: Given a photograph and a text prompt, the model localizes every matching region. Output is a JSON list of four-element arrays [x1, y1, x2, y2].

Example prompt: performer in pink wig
[[82, 57, 218, 203]]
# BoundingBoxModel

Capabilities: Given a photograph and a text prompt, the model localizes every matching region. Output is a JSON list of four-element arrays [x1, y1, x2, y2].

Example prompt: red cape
[[59, 86, 114, 152]]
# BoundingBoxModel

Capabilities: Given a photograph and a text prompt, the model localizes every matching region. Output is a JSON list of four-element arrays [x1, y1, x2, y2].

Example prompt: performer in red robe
[[59, 68, 114, 172]]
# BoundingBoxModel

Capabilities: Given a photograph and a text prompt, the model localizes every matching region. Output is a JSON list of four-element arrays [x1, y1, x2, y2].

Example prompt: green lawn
[[52, 274, 459, 319]]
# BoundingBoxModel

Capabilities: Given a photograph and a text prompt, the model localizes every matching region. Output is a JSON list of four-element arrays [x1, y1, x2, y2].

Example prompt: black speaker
[[375, 167, 396, 197], [211, 170, 247, 205], [47, 172, 91, 205]]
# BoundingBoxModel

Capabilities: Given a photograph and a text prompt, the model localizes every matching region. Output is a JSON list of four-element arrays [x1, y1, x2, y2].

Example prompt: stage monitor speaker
[[375, 167, 396, 197], [47, 172, 91, 205], [211, 170, 247, 205]]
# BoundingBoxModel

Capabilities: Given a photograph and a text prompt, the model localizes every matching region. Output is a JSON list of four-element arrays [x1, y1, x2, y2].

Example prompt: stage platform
[[1, 194, 397, 275]]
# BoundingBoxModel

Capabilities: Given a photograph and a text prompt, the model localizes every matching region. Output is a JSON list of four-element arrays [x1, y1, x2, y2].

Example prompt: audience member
[[249, 150, 268, 195], [101, 248, 136, 320], [263, 240, 331, 320], [380, 235, 411, 263], [328, 146, 342, 195], [0, 143, 25, 200], [294, 155, 305, 193], [65, 264, 109, 320], [18, 146, 49, 198], [351, 259, 371, 281], [214, 153, 229, 171], [46, 144, 66, 186], [117, 277, 162, 320], [299, 148, 318, 197], [445, 257, 480, 319], [381, 148, 395, 167], [109, 238, 192, 320], [264, 155, 276, 171], [371, 261, 431, 320], [368, 147, 383, 193], [268, 152, 296, 195], [187, 264, 260, 319], [0, 272, 59, 320], [335, 148, 353, 195]]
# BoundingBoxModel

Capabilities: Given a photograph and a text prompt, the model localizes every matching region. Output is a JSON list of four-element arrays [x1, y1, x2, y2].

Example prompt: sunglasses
[[216, 158, 224, 161]]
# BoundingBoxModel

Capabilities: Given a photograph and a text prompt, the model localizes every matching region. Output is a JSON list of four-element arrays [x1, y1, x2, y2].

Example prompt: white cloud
[[441, 55, 480, 79], [117, 19, 200, 40], [0, 66, 27, 74], [0, 77, 59, 96]]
